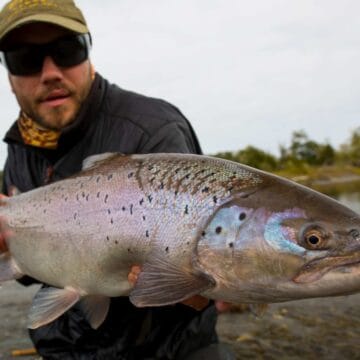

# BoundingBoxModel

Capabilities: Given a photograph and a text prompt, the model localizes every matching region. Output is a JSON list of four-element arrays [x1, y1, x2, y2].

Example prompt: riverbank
[[0, 281, 359, 360]]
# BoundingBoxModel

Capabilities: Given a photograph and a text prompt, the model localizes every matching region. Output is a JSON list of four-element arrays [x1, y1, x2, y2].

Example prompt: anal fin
[[28, 287, 80, 329], [129, 256, 214, 307], [80, 295, 110, 329]]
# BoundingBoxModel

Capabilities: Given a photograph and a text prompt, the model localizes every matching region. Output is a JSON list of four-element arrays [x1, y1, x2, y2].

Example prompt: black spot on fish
[[128, 172, 134, 179], [146, 230, 149, 238], [130, 204, 133, 215], [115, 240, 119, 245], [175, 168, 181, 174], [106, 236, 110, 241], [165, 247, 169, 253], [229, 242, 234, 248], [86, 194, 89, 201], [107, 174, 113, 180], [96, 176, 101, 183], [82, 192, 85, 198], [74, 213, 77, 220], [213, 196, 218, 204], [202, 187, 209, 193], [127, 248, 131, 252], [239, 213, 246, 221], [159, 182, 164, 190], [143, 216, 146, 221], [139, 198, 144, 205], [185, 174, 190, 179], [108, 209, 111, 214], [104, 194, 109, 203], [122, 206, 126, 211], [150, 177, 155, 184], [184, 205, 189, 215], [148, 165, 154, 171], [215, 226, 222, 234], [148, 195, 153, 203], [201, 231, 206, 237], [111, 218, 114, 224], [43, 209, 47, 214], [97, 192, 100, 198]]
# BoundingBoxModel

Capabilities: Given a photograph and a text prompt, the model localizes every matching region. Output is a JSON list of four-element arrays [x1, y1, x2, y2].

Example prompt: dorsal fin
[[82, 153, 120, 170]]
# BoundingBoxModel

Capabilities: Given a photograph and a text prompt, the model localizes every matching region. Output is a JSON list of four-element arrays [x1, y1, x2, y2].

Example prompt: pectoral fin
[[28, 287, 80, 329], [80, 295, 110, 329], [129, 256, 214, 307], [0, 253, 23, 282]]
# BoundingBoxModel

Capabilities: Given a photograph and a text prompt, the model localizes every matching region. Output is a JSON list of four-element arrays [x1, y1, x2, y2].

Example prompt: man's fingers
[[127, 265, 142, 286], [0, 216, 11, 253], [181, 295, 209, 311], [0, 235, 8, 253]]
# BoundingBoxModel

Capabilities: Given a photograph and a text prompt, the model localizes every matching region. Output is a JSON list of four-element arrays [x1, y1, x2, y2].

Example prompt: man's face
[[6, 23, 93, 130]]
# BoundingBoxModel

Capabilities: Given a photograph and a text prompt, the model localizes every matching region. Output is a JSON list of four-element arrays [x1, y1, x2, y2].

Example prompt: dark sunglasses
[[0, 33, 92, 76]]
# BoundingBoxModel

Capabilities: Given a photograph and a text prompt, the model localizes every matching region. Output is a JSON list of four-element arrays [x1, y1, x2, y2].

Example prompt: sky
[[0, 0, 359, 168]]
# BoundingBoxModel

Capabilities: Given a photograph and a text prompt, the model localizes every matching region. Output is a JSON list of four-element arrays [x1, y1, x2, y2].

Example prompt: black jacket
[[2, 74, 218, 359]]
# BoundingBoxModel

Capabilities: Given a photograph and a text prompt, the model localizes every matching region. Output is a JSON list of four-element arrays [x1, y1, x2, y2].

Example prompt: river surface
[[0, 183, 359, 359]]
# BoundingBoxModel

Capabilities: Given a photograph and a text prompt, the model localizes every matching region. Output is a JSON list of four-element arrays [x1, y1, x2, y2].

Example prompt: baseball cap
[[0, 0, 89, 48]]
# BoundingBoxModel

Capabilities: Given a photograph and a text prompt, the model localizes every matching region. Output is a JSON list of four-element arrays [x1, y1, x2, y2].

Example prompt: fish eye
[[302, 227, 328, 250], [350, 229, 360, 240]]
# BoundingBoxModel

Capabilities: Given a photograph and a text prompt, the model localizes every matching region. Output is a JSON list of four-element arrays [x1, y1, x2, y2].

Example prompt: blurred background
[[0, 0, 360, 169]]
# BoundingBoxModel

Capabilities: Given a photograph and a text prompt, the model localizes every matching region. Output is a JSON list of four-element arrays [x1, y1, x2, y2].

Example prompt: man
[[0, 0, 234, 359]]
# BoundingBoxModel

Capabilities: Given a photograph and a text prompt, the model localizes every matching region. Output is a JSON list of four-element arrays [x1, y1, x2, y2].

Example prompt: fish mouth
[[293, 251, 360, 284]]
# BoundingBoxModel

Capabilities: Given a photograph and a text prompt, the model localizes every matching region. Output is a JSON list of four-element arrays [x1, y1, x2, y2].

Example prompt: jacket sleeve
[[2, 158, 12, 196]]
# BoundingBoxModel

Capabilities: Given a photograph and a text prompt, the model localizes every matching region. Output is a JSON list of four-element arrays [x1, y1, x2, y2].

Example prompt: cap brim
[[0, 13, 88, 43]]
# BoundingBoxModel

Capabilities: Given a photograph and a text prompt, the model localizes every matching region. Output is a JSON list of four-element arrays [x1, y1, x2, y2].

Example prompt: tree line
[[0, 127, 359, 183], [214, 127, 360, 172]]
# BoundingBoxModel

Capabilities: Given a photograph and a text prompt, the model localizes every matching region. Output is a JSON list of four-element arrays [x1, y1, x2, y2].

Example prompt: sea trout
[[0, 153, 359, 329]]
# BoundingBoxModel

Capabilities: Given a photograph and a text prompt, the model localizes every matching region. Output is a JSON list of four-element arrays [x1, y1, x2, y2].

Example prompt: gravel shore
[[0, 281, 359, 360]]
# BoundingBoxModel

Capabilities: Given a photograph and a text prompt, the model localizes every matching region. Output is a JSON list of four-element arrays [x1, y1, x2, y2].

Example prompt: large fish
[[0, 153, 359, 329]]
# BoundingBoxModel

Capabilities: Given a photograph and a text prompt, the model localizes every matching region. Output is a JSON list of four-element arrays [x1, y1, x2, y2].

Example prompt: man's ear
[[90, 62, 95, 80]]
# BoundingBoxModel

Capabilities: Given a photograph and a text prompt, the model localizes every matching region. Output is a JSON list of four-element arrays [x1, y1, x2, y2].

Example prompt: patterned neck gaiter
[[17, 112, 61, 150]]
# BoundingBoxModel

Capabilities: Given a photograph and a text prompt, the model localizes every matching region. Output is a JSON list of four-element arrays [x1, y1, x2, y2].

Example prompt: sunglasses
[[0, 33, 92, 76]]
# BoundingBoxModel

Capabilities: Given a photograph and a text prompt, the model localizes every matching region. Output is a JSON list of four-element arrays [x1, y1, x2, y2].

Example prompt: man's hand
[[0, 194, 10, 253], [127, 265, 209, 311]]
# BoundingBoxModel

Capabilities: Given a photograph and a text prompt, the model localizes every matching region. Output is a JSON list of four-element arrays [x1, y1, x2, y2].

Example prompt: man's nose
[[39, 56, 64, 83]]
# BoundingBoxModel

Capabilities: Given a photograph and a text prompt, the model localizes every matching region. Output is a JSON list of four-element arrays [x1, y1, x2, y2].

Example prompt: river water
[[0, 183, 359, 359]]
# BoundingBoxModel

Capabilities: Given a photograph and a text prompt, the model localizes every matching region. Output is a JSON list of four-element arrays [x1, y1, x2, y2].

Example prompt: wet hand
[[128, 265, 142, 286], [127, 265, 209, 311], [215, 301, 233, 313]]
